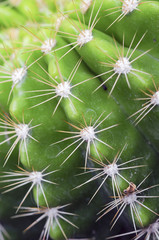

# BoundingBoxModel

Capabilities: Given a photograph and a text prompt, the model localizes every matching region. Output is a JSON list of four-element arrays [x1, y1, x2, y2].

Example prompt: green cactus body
[[65, 0, 159, 58], [0, 5, 26, 28], [0, 1, 159, 240], [58, 17, 159, 153]]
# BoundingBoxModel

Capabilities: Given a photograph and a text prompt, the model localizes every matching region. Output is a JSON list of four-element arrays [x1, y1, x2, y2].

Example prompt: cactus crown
[[0, 0, 159, 240]]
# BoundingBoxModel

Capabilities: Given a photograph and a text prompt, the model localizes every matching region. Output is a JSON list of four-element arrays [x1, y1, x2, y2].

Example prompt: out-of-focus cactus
[[0, 0, 159, 239]]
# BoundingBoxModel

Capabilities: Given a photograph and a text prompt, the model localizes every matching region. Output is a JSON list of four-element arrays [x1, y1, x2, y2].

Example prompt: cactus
[[0, 0, 159, 239]]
